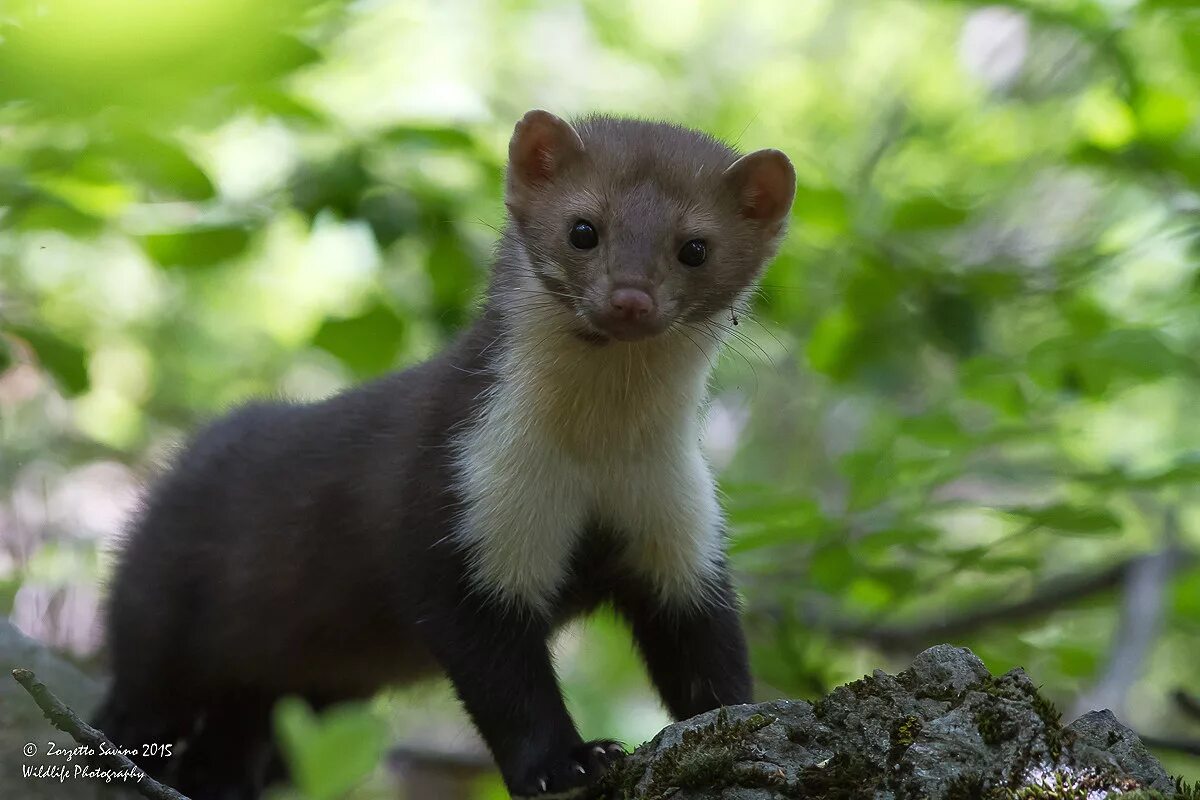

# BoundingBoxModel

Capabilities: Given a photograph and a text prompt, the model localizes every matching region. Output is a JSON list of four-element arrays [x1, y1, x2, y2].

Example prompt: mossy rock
[[593, 645, 1187, 800]]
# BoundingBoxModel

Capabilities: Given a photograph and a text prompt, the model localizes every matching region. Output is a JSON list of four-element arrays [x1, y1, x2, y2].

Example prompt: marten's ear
[[507, 110, 586, 196], [723, 149, 796, 233]]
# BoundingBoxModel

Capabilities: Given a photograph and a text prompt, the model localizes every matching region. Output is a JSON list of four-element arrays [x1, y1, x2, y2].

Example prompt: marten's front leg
[[424, 594, 622, 796], [617, 569, 752, 720]]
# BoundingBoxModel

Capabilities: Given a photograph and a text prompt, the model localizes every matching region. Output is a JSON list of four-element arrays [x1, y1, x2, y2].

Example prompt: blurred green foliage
[[276, 698, 389, 800], [2, 0, 1199, 795]]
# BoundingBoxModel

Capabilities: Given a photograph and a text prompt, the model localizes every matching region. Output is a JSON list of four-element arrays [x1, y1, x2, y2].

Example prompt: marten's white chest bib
[[452, 314, 726, 615]]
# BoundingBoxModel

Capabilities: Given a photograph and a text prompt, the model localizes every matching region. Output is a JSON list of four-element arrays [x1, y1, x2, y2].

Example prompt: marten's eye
[[569, 220, 599, 250], [678, 239, 707, 267]]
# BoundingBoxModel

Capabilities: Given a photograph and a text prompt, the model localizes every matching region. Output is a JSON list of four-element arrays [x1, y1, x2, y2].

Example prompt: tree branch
[[1173, 689, 1200, 723], [1139, 734, 1200, 758], [11, 668, 190, 800], [802, 550, 1195, 654]]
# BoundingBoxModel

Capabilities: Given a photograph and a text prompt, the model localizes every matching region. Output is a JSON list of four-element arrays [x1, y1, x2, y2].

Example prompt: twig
[[11, 668, 191, 800], [388, 743, 493, 775]]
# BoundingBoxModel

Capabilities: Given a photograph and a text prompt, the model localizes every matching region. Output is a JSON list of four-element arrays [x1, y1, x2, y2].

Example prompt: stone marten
[[94, 110, 796, 799]]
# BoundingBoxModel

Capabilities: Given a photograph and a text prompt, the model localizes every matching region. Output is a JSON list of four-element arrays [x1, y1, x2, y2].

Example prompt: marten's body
[[97, 112, 795, 799]]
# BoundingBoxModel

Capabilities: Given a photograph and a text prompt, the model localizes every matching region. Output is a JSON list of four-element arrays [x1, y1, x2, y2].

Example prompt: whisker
[[672, 325, 716, 372], [685, 322, 753, 374], [702, 319, 777, 367]]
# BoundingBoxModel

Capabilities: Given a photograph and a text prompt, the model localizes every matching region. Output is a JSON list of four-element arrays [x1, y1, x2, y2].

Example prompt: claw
[[538, 778, 548, 792], [574, 764, 587, 775]]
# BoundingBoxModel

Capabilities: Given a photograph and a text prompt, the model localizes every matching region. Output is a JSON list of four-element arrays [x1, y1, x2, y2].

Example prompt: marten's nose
[[608, 288, 654, 322], [591, 287, 660, 340]]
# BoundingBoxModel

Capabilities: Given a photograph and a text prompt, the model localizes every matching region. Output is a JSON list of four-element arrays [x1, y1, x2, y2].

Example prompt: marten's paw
[[514, 740, 626, 798]]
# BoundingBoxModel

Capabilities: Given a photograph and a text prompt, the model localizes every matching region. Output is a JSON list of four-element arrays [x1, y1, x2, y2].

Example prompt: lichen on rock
[[592, 645, 1192, 800]]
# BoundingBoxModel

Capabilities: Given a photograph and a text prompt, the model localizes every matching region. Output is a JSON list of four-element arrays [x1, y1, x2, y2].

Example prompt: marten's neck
[[482, 243, 722, 461]]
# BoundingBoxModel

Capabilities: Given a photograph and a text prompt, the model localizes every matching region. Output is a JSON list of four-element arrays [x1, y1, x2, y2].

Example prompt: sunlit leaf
[[1172, 568, 1200, 621], [140, 224, 253, 267], [247, 88, 328, 123], [383, 124, 479, 151], [0, 1, 330, 118], [1135, 87, 1194, 141], [846, 576, 894, 611], [275, 697, 387, 800], [12, 199, 105, 235], [1076, 87, 1136, 150]]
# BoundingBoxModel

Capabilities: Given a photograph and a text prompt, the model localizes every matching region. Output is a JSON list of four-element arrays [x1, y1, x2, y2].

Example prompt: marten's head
[[501, 110, 795, 343]]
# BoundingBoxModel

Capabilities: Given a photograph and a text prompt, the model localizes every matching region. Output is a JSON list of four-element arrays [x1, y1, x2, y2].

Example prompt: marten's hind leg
[[172, 693, 277, 800], [91, 688, 193, 784]]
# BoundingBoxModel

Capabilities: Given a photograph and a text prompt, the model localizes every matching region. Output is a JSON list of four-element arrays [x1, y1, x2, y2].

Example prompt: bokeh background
[[2, 0, 1199, 797]]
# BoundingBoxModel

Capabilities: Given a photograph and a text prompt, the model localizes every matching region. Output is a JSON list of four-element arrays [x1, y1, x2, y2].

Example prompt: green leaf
[[275, 698, 387, 800], [104, 132, 215, 200], [1054, 644, 1099, 679], [312, 302, 407, 378], [809, 542, 855, 592], [960, 358, 1029, 418], [0, 335, 12, 374], [846, 576, 894, 612], [291, 149, 370, 219], [1135, 87, 1194, 142], [358, 188, 418, 248], [729, 498, 828, 552], [1172, 568, 1200, 621], [427, 228, 481, 332], [140, 224, 253, 268], [890, 196, 970, 230], [791, 184, 850, 235], [7, 325, 89, 395], [1004, 503, 1121, 535], [1076, 87, 1136, 150], [248, 88, 327, 123], [1079, 456, 1200, 490], [899, 411, 967, 448], [858, 525, 941, 556], [383, 124, 479, 151], [245, 33, 322, 80], [806, 306, 858, 378], [924, 289, 981, 357], [1028, 329, 1195, 396], [13, 199, 105, 235]]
